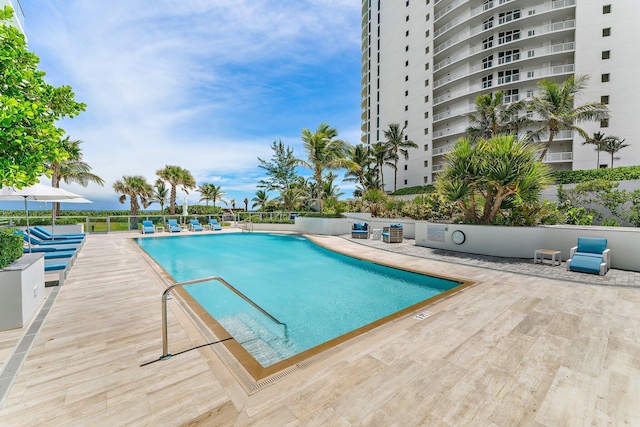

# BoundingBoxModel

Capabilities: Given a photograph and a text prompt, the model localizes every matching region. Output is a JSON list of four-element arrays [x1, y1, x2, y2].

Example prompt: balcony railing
[[432, 125, 467, 139], [536, 151, 573, 162], [432, 163, 447, 172], [432, 145, 454, 156]]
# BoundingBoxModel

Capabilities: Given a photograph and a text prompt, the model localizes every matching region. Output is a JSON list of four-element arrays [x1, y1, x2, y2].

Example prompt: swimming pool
[[136, 233, 465, 376]]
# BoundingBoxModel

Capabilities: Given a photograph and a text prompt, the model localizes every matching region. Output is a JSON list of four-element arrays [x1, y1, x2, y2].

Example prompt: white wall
[[415, 222, 639, 272], [0, 253, 45, 331]]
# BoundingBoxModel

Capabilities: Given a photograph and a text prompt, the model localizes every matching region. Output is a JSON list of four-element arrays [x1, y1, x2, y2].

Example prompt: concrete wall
[[415, 222, 639, 272], [0, 253, 45, 331], [294, 217, 352, 236]]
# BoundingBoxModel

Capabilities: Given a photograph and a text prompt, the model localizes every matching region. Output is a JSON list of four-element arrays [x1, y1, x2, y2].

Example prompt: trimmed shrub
[[0, 228, 23, 269], [552, 165, 640, 184]]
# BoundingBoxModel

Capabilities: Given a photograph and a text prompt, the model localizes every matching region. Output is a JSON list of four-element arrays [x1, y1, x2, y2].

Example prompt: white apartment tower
[[361, 0, 640, 191]]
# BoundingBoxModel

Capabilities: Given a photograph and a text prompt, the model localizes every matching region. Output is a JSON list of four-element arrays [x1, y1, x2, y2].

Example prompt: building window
[[405, 120, 408, 127], [423, 160, 428, 168], [504, 89, 519, 102], [498, 30, 520, 45], [425, 13, 430, 21], [406, 30, 409, 37], [424, 128, 429, 135], [602, 73, 610, 82], [424, 144, 429, 151], [600, 119, 609, 127], [425, 30, 429, 37], [425, 46, 430, 54], [526, 90, 534, 98], [424, 95, 429, 103], [405, 90, 409, 96], [424, 111, 429, 118], [404, 179, 408, 185], [405, 105, 409, 111], [482, 55, 493, 69], [482, 74, 493, 88], [603, 5, 611, 14], [497, 69, 519, 84], [602, 50, 610, 59], [603, 28, 611, 37], [406, 45, 409, 52], [406, 0, 409, 6], [483, 36, 494, 50], [406, 15, 409, 21], [483, 17, 494, 30], [498, 49, 520, 64], [498, 10, 520, 25], [601, 95, 609, 104], [405, 75, 409, 81], [424, 176, 429, 183], [425, 79, 429, 86], [425, 62, 429, 70], [404, 164, 408, 170], [405, 60, 409, 66]]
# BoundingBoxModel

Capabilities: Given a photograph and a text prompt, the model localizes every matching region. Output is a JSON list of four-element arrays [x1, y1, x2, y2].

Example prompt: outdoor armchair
[[382, 224, 403, 243], [141, 220, 156, 234], [189, 219, 204, 232], [351, 222, 370, 239], [566, 237, 610, 275], [167, 219, 181, 233]]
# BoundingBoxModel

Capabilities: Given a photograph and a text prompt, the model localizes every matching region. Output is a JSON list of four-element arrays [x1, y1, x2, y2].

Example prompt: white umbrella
[[0, 184, 88, 252], [182, 198, 188, 216], [48, 197, 92, 236]]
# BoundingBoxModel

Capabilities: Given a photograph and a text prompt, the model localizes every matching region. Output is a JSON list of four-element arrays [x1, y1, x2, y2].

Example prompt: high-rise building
[[361, 0, 640, 191], [1, 0, 25, 35]]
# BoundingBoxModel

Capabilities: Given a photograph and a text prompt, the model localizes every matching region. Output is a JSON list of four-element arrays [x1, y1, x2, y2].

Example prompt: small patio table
[[534, 249, 561, 266]]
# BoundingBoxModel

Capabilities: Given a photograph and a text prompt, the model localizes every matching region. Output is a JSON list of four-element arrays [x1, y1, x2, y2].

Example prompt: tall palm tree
[[383, 123, 418, 192], [295, 123, 358, 212], [197, 183, 215, 206], [243, 197, 249, 212], [344, 143, 373, 191], [371, 141, 394, 191], [48, 136, 105, 216], [156, 165, 196, 214], [209, 185, 227, 207], [527, 75, 609, 160], [150, 179, 169, 213], [277, 186, 306, 211], [466, 91, 529, 139], [581, 132, 610, 168], [252, 189, 270, 210], [322, 172, 344, 203], [112, 175, 153, 228], [602, 136, 629, 168]]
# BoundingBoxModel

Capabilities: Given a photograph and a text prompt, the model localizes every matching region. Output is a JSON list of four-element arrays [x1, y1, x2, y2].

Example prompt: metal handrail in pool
[[160, 276, 287, 360]]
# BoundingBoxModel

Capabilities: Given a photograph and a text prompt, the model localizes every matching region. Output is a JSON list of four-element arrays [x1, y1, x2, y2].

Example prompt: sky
[[10, 0, 363, 211]]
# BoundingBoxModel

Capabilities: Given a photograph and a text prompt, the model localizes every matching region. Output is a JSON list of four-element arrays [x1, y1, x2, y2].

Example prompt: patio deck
[[0, 230, 638, 426]]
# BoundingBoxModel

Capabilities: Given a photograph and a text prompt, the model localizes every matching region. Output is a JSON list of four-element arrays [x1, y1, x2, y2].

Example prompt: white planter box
[[0, 253, 45, 331]]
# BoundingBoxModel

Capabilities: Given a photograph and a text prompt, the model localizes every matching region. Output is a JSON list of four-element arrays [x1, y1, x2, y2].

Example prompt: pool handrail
[[160, 276, 287, 360]]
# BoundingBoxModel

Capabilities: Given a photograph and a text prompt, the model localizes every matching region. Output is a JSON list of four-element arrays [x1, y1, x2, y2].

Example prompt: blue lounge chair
[[351, 222, 370, 239], [566, 237, 610, 275], [141, 220, 156, 234], [208, 219, 222, 231], [19, 232, 83, 246], [25, 246, 78, 253], [167, 219, 181, 233], [44, 261, 69, 286], [34, 226, 85, 239], [189, 219, 204, 231]]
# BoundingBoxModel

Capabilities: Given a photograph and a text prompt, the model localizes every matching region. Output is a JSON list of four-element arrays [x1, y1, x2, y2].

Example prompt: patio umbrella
[[49, 197, 92, 236], [0, 184, 88, 252]]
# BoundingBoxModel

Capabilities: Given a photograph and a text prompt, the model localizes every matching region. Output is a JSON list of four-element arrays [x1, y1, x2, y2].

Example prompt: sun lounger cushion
[[34, 226, 85, 239], [167, 220, 181, 232]]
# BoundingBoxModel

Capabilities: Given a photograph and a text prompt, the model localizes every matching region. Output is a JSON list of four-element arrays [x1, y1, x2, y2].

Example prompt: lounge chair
[[167, 219, 181, 233], [28, 227, 83, 241], [25, 245, 78, 253], [141, 220, 156, 234], [566, 237, 610, 275], [34, 226, 85, 239], [351, 222, 370, 239], [382, 224, 403, 243], [19, 231, 84, 246], [189, 219, 204, 231], [208, 219, 222, 231], [44, 260, 69, 286]]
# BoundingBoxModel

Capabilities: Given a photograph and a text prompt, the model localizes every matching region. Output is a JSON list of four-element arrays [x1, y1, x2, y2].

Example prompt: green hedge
[[552, 165, 640, 184], [0, 228, 23, 269], [391, 184, 436, 196]]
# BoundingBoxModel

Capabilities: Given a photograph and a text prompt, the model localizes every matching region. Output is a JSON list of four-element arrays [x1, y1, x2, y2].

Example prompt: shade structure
[[0, 184, 89, 251]]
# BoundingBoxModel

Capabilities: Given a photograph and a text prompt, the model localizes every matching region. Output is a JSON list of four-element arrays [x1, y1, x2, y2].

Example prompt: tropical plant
[[112, 175, 153, 227], [197, 183, 215, 206], [601, 136, 629, 168], [383, 123, 419, 192], [257, 140, 299, 193], [466, 91, 528, 139], [436, 135, 553, 224], [343, 144, 373, 191], [156, 165, 196, 214], [252, 189, 270, 210], [47, 136, 105, 216], [371, 141, 394, 191], [295, 123, 357, 212], [150, 180, 169, 212], [0, 7, 86, 188], [243, 197, 249, 212], [322, 172, 344, 203], [277, 185, 306, 211], [362, 188, 389, 217], [581, 132, 610, 168], [527, 75, 609, 160]]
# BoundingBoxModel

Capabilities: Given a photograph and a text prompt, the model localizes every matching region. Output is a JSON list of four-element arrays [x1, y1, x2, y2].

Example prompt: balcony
[[432, 145, 454, 156], [432, 125, 467, 139], [432, 163, 447, 173], [433, 106, 472, 123], [536, 151, 573, 163]]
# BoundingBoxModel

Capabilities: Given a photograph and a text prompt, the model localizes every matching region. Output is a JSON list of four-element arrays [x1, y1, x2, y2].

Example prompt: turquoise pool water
[[136, 233, 461, 367]]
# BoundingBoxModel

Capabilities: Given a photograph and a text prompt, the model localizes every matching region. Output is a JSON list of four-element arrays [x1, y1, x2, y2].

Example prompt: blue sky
[[14, 0, 362, 210]]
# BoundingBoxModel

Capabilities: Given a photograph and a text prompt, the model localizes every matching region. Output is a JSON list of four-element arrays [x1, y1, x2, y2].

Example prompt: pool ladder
[[160, 276, 287, 360]]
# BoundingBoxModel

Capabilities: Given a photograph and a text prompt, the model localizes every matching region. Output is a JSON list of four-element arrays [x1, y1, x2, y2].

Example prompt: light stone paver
[[0, 230, 638, 426]]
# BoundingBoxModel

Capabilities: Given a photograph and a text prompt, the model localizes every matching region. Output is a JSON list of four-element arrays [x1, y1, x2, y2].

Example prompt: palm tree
[[322, 172, 344, 203], [295, 123, 358, 212], [344, 143, 373, 191], [581, 132, 610, 168], [383, 123, 418, 192], [436, 135, 553, 224], [243, 197, 249, 212], [277, 186, 306, 211], [150, 179, 169, 212], [527, 75, 609, 160], [371, 141, 394, 191], [602, 136, 629, 168], [48, 136, 105, 216], [209, 185, 227, 207], [466, 91, 529, 139], [156, 165, 196, 214], [197, 183, 215, 206], [112, 175, 153, 228], [252, 189, 270, 210]]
